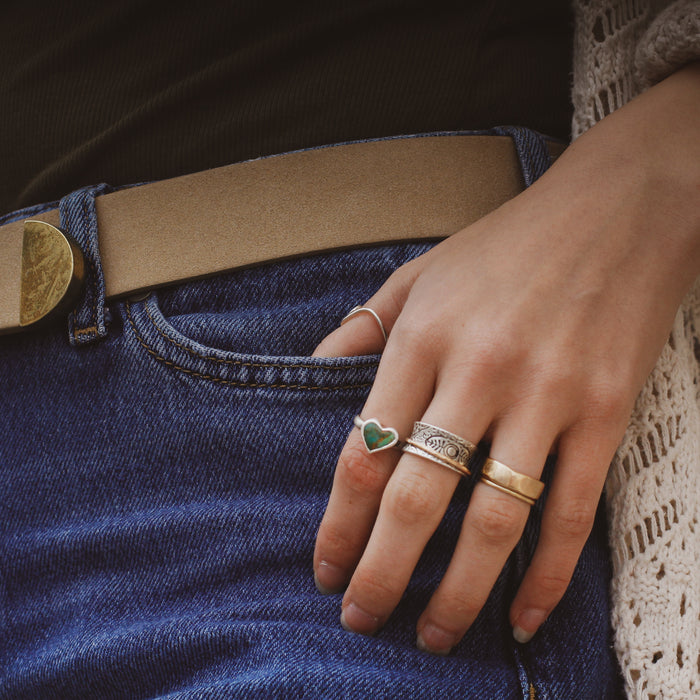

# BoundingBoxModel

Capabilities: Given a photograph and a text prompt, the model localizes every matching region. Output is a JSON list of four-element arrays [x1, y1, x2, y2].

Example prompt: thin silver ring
[[403, 438, 471, 477], [340, 305, 388, 343]]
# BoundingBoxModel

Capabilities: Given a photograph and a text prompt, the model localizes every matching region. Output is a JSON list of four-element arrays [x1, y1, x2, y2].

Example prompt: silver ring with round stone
[[353, 416, 403, 453]]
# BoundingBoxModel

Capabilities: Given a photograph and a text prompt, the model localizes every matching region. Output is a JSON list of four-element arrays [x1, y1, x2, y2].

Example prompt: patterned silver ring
[[402, 421, 477, 476]]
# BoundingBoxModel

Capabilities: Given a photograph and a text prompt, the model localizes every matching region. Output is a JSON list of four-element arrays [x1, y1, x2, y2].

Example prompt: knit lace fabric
[[572, 1, 700, 697]]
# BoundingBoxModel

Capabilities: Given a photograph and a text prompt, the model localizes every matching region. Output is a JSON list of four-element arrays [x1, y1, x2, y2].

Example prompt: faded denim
[[0, 130, 621, 699]]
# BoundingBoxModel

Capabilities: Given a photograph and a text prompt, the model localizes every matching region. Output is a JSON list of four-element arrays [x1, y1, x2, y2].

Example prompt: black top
[[0, 1, 572, 214]]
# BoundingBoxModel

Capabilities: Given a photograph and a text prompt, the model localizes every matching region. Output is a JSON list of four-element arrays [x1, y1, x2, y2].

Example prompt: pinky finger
[[509, 427, 619, 643]]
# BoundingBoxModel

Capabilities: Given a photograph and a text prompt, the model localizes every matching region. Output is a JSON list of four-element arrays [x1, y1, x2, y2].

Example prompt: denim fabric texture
[[0, 131, 621, 699]]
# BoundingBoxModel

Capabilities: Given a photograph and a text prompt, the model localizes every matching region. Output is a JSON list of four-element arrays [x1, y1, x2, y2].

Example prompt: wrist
[[564, 62, 700, 283]]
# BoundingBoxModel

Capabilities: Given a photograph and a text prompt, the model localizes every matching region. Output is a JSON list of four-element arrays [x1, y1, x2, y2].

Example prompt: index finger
[[313, 318, 436, 595]]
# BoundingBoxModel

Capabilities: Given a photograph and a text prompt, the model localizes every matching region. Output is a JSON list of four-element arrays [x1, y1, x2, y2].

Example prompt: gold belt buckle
[[19, 220, 85, 327]]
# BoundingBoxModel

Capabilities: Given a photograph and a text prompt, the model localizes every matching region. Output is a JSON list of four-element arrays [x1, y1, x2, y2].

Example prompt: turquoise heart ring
[[353, 416, 402, 453]]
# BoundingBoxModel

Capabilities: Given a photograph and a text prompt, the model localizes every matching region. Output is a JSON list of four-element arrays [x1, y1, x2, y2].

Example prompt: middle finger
[[339, 394, 493, 635]]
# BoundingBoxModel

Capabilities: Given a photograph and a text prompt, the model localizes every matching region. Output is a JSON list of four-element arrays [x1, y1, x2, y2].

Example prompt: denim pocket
[[122, 242, 432, 392]]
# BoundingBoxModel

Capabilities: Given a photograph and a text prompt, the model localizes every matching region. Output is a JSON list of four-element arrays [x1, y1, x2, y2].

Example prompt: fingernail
[[416, 622, 456, 655], [340, 602, 380, 635], [314, 561, 347, 595], [513, 609, 548, 644]]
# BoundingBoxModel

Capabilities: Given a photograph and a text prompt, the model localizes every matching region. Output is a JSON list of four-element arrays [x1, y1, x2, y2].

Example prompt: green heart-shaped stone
[[362, 420, 398, 453]]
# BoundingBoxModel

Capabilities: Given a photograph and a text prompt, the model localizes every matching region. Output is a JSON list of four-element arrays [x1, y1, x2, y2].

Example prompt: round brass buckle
[[19, 220, 85, 327]]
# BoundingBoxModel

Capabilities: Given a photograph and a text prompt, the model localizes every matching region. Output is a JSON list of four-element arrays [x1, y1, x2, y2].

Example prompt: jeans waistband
[[0, 128, 558, 346]]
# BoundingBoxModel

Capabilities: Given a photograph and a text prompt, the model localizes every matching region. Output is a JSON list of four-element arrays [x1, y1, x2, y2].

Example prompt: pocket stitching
[[140, 297, 379, 371], [125, 301, 376, 391]]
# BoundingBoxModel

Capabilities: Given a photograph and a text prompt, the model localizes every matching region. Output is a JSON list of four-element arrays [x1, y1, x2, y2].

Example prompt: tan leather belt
[[0, 135, 564, 335]]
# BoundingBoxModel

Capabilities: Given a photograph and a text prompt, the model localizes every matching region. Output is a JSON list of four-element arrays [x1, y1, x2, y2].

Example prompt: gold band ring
[[341, 305, 388, 343], [479, 458, 545, 506], [401, 421, 476, 477]]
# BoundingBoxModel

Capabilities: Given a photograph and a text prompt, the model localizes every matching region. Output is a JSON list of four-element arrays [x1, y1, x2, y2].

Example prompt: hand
[[313, 63, 700, 652]]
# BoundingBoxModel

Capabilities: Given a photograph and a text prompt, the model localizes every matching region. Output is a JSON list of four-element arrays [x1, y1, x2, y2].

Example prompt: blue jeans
[[0, 130, 622, 699]]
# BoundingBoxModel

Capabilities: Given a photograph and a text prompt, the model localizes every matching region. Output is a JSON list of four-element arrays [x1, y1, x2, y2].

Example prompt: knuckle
[[533, 362, 575, 398], [383, 471, 443, 525], [550, 499, 597, 539], [439, 335, 520, 395], [433, 592, 482, 625], [337, 441, 387, 496], [462, 330, 527, 383], [582, 379, 631, 426], [352, 567, 399, 607], [468, 499, 524, 545], [532, 571, 572, 600], [386, 258, 419, 295], [393, 313, 441, 354], [319, 521, 363, 562]]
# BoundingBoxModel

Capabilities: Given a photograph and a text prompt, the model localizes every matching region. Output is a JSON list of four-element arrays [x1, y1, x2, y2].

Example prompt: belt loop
[[491, 126, 552, 187], [59, 183, 112, 347]]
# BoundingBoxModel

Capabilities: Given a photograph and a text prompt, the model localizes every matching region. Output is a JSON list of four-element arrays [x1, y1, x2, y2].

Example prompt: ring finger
[[339, 394, 493, 635]]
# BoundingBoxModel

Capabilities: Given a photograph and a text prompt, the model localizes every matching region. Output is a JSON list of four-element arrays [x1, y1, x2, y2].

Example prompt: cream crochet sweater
[[571, 1, 700, 698]]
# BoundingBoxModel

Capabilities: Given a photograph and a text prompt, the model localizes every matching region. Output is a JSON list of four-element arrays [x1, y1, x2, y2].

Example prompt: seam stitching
[[69, 196, 100, 338], [126, 302, 374, 391], [142, 299, 379, 371], [84, 197, 98, 329], [74, 326, 98, 337]]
